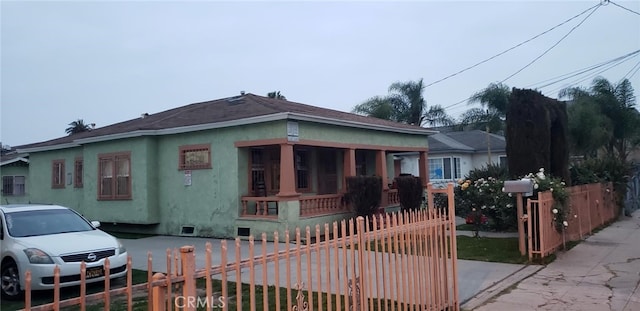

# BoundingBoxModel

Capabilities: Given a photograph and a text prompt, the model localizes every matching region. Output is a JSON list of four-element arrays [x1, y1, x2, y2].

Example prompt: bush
[[570, 156, 632, 209], [346, 176, 382, 218], [395, 175, 423, 211]]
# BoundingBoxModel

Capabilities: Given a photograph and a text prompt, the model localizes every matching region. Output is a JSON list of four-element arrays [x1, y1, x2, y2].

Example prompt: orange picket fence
[[526, 182, 618, 260], [20, 183, 459, 311]]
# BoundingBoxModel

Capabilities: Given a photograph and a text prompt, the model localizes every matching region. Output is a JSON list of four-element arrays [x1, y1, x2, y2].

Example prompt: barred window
[[179, 144, 211, 170], [74, 158, 84, 188], [2, 176, 25, 196], [52, 160, 65, 188], [295, 149, 310, 191]]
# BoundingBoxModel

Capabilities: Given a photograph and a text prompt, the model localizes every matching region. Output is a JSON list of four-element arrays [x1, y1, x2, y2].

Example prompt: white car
[[0, 204, 128, 300]]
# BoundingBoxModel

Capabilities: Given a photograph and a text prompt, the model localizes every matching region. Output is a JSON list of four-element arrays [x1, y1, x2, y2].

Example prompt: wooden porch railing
[[241, 196, 280, 218], [299, 194, 348, 217], [387, 189, 399, 206]]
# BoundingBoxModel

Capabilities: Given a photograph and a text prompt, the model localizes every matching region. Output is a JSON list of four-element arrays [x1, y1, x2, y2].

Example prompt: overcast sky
[[2, 0, 639, 147]]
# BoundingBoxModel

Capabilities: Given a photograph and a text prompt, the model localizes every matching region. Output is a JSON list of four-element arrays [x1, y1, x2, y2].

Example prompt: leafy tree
[[65, 119, 92, 135], [459, 82, 511, 133], [267, 91, 286, 100], [560, 77, 639, 162], [353, 79, 454, 126]]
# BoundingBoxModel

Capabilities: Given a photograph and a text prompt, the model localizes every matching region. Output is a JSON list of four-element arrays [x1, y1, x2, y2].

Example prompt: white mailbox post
[[503, 179, 534, 256]]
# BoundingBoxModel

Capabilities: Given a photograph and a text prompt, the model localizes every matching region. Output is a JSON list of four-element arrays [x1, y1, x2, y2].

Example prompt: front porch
[[234, 138, 427, 238]]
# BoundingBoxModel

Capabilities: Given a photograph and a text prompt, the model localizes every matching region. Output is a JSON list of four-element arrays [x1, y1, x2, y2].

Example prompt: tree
[[459, 82, 511, 133], [65, 119, 92, 135], [267, 91, 286, 100], [353, 79, 454, 126], [560, 77, 639, 162]]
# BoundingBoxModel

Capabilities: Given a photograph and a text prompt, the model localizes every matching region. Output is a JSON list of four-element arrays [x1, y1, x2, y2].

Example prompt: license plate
[[86, 267, 104, 279]]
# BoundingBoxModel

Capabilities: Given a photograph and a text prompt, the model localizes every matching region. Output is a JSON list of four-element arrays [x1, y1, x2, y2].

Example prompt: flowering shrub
[[454, 166, 569, 233], [522, 168, 569, 232], [455, 176, 516, 231]]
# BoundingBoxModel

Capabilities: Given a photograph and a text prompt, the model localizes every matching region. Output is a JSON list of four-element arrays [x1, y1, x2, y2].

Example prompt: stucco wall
[[19, 119, 430, 238]]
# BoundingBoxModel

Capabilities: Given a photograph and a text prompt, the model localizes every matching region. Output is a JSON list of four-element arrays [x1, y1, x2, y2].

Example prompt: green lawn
[[456, 236, 529, 264]]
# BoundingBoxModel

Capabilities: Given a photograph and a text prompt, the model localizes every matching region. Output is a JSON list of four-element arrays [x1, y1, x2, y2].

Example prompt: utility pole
[[486, 125, 492, 164]]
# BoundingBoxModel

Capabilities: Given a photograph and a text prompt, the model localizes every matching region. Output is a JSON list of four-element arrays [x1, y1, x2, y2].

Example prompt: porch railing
[[299, 194, 348, 217], [241, 196, 280, 218], [387, 189, 399, 206]]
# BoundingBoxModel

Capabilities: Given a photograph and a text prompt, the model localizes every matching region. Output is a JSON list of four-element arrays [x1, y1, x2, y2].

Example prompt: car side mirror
[[91, 221, 101, 228]]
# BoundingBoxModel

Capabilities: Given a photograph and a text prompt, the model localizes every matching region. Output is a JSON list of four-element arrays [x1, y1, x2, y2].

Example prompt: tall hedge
[[506, 88, 571, 184], [346, 176, 382, 217]]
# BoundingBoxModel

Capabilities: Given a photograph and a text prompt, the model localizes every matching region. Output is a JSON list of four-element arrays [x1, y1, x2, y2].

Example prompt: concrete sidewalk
[[464, 209, 640, 311]]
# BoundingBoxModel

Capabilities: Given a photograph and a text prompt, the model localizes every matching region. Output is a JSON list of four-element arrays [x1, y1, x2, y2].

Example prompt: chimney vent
[[240, 91, 245, 95]]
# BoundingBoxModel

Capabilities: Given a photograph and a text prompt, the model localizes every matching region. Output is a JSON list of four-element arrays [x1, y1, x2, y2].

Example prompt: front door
[[317, 149, 338, 195]]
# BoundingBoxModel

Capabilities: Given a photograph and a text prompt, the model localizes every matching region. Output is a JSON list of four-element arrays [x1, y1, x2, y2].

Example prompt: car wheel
[[1, 261, 23, 300]]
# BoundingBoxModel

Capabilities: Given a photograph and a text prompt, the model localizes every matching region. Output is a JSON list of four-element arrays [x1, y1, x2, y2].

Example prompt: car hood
[[15, 230, 118, 256]]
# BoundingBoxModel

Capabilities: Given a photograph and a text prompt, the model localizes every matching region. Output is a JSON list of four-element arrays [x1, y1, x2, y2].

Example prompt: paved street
[[466, 209, 640, 311]]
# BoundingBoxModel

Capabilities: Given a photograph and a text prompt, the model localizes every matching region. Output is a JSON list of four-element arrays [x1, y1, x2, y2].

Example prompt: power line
[[524, 49, 640, 88], [499, 4, 602, 83], [622, 59, 640, 80], [609, 0, 640, 16], [422, 2, 603, 89], [442, 49, 640, 114]]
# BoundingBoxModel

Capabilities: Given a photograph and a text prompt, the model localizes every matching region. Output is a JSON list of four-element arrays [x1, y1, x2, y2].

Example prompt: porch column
[[419, 151, 429, 186], [277, 143, 299, 198], [376, 150, 389, 208], [376, 150, 389, 190], [342, 148, 356, 192]]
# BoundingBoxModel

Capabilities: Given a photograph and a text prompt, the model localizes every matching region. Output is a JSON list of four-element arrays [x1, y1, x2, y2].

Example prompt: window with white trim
[[428, 157, 462, 180]]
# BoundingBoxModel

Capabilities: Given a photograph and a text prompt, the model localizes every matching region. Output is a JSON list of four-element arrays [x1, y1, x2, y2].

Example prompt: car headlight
[[24, 248, 54, 264], [117, 240, 127, 255]]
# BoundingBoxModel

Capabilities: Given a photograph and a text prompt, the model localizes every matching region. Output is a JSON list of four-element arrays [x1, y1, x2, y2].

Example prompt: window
[[74, 158, 83, 188], [428, 157, 461, 180], [295, 149, 310, 191], [250, 147, 280, 196], [179, 144, 211, 170], [52, 160, 65, 188], [2, 176, 25, 196], [99, 153, 131, 200], [355, 150, 367, 176], [499, 156, 508, 168]]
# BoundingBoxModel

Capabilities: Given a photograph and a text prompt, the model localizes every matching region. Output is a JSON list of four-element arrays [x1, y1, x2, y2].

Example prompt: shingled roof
[[429, 130, 506, 154], [18, 93, 436, 152]]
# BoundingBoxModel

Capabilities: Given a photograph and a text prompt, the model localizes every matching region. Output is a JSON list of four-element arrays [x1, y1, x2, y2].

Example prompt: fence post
[[151, 273, 167, 311], [356, 216, 366, 311], [516, 192, 526, 256], [180, 245, 197, 311]]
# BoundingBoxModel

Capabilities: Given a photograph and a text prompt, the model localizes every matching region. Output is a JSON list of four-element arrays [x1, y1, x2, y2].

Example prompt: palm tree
[[353, 79, 454, 126], [65, 119, 92, 135], [560, 77, 639, 161], [267, 91, 286, 100], [458, 82, 511, 133]]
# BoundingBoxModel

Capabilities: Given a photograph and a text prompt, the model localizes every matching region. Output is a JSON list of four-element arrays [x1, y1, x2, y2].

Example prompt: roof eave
[[0, 157, 30, 166], [18, 112, 436, 152]]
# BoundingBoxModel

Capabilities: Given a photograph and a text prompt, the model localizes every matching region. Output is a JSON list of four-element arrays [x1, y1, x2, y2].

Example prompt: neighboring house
[[0, 150, 30, 204], [394, 130, 506, 187], [14, 93, 436, 239]]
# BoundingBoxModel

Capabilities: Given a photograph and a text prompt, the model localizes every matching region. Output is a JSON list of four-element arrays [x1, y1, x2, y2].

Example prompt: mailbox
[[503, 179, 534, 196]]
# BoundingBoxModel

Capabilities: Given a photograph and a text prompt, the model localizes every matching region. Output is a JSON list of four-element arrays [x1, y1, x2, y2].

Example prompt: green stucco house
[[8, 94, 434, 239]]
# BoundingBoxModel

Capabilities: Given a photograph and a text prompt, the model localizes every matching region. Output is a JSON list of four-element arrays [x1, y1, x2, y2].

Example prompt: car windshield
[[5, 209, 94, 237]]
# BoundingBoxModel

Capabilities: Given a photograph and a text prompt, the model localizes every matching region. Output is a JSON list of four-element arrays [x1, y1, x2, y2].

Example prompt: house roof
[[17, 93, 437, 153], [0, 152, 29, 166], [429, 130, 506, 154]]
